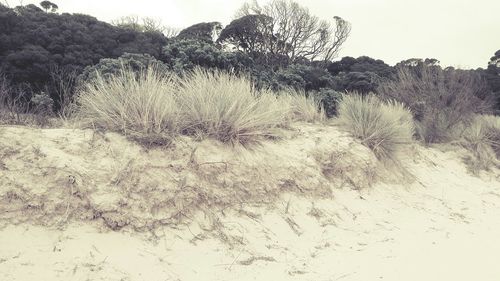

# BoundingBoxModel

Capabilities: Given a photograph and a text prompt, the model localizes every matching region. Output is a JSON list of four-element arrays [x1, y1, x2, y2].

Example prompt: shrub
[[77, 53, 170, 85], [314, 88, 343, 117], [378, 65, 493, 143], [75, 66, 179, 145], [337, 93, 414, 159], [458, 115, 500, 171], [176, 68, 290, 144]]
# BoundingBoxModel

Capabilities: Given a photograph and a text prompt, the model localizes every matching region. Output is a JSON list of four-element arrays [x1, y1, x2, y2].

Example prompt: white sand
[[0, 124, 499, 281]]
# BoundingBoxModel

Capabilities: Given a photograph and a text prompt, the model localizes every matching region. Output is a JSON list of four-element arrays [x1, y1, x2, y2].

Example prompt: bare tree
[[141, 17, 166, 33], [112, 15, 143, 31], [112, 15, 173, 35], [0, 74, 31, 124], [234, 0, 351, 63], [163, 26, 180, 38], [48, 65, 78, 118]]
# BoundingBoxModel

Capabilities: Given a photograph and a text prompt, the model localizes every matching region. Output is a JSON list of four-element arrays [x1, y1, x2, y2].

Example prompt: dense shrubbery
[[78, 53, 169, 84], [378, 65, 493, 143], [337, 93, 414, 159]]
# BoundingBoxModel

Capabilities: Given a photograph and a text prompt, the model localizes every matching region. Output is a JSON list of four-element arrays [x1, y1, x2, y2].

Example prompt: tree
[[483, 49, 500, 111], [235, 0, 351, 63], [161, 39, 252, 74], [112, 15, 168, 34], [0, 4, 168, 107], [39, 0, 57, 12], [177, 22, 222, 43], [218, 14, 274, 54]]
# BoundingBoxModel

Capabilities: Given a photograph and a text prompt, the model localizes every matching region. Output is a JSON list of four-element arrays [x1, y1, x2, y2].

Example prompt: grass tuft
[[337, 93, 414, 160], [76, 66, 180, 144], [458, 115, 500, 172], [75, 66, 324, 146]]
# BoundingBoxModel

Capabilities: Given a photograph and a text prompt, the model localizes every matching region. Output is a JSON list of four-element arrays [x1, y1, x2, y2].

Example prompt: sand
[[0, 124, 499, 281]]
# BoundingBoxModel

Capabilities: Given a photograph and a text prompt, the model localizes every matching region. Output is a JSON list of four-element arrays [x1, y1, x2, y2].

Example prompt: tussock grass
[[76, 66, 324, 145], [458, 115, 500, 171], [277, 89, 325, 123], [176, 68, 290, 144], [337, 93, 414, 159], [76, 67, 179, 145]]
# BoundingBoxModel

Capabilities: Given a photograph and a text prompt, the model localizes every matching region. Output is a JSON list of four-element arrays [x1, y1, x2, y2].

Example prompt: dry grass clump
[[176, 68, 290, 144], [337, 93, 414, 159], [378, 65, 493, 143], [76, 67, 179, 145], [76, 66, 325, 145], [277, 89, 326, 123], [458, 115, 500, 171]]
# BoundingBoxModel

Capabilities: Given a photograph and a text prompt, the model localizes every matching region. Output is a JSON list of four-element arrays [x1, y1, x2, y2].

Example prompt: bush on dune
[[458, 115, 500, 171], [337, 93, 414, 160], [76, 66, 180, 145], [176, 68, 290, 144], [75, 66, 324, 145], [378, 65, 493, 143]]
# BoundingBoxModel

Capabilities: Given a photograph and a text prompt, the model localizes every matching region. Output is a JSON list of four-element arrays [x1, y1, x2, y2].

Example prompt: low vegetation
[[337, 93, 414, 160], [76, 66, 323, 145], [176, 68, 290, 144], [458, 115, 500, 172], [379, 65, 493, 143]]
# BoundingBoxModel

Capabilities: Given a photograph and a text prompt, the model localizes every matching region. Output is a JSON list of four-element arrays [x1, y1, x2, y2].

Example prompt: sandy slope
[[0, 124, 499, 281]]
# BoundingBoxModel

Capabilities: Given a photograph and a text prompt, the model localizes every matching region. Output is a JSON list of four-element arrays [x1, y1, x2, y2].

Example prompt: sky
[[11, 0, 500, 69]]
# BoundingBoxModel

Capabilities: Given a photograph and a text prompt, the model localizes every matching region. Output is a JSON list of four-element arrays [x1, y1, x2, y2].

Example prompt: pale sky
[[14, 0, 500, 69]]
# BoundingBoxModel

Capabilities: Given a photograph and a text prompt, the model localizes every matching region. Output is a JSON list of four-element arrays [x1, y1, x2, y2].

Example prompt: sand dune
[[1, 124, 499, 281]]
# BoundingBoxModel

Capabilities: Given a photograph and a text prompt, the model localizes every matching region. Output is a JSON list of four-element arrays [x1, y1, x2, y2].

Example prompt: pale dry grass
[[76, 67, 179, 145], [75, 66, 324, 145], [457, 115, 500, 172], [337, 93, 414, 160], [277, 89, 326, 123]]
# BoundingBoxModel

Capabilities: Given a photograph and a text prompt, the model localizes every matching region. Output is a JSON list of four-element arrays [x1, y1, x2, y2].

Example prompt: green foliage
[[39, 1, 58, 13], [0, 4, 168, 92], [78, 53, 169, 84], [327, 56, 394, 79], [177, 22, 222, 42], [276, 64, 334, 91], [337, 93, 414, 159], [327, 56, 394, 94], [332, 72, 381, 94], [217, 14, 274, 54], [482, 50, 500, 111], [161, 39, 252, 74], [313, 88, 343, 117]]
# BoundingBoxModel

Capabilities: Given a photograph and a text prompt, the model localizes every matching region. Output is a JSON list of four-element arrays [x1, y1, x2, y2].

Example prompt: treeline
[[0, 1, 499, 117]]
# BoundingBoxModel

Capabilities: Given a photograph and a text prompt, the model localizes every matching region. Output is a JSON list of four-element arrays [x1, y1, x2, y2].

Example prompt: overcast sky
[[15, 0, 500, 68]]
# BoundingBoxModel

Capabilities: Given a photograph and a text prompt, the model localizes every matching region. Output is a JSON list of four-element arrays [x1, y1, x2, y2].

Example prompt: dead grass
[[337, 93, 414, 160], [457, 115, 500, 172], [277, 89, 326, 123], [75, 66, 180, 145], [75, 66, 324, 146], [176, 68, 290, 144]]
